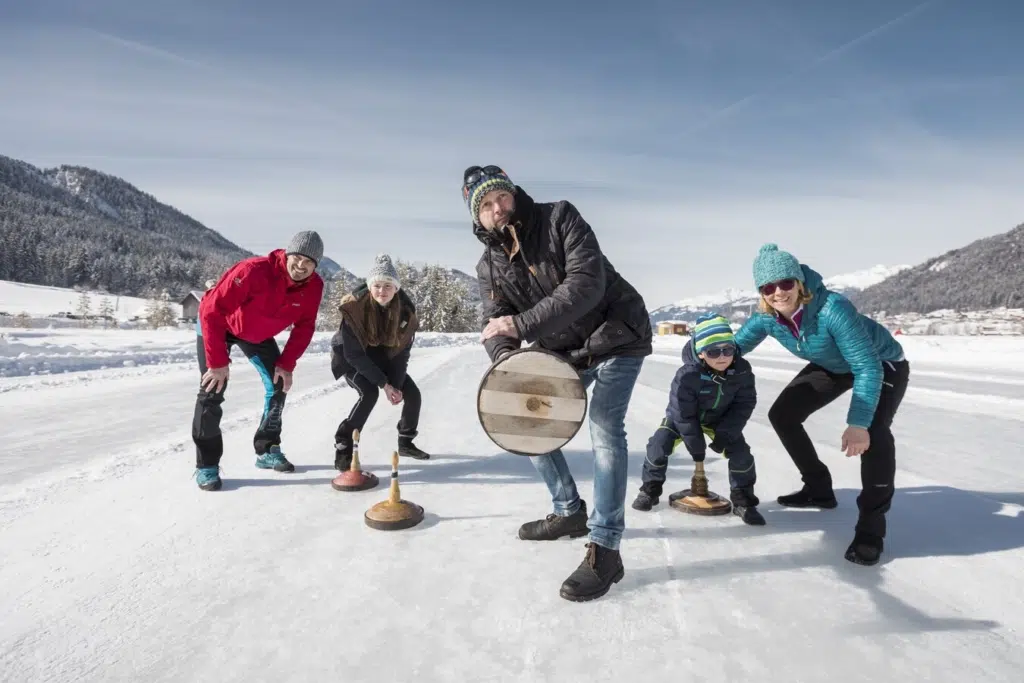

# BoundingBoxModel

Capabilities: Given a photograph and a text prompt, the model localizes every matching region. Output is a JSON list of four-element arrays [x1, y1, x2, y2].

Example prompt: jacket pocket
[[569, 319, 639, 362]]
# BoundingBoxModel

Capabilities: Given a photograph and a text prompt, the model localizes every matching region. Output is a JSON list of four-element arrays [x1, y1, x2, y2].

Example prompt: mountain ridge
[[649, 264, 910, 324], [0, 154, 361, 299], [849, 222, 1024, 314]]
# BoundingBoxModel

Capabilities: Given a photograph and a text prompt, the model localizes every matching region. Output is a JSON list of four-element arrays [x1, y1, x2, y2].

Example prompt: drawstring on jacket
[[488, 250, 495, 300]]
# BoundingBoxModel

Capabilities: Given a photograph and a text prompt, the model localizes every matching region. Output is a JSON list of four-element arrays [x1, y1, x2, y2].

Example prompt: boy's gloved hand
[[702, 426, 724, 454]]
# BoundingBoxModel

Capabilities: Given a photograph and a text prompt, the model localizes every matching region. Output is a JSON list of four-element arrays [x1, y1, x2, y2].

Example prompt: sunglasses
[[759, 279, 797, 296], [702, 345, 735, 359], [462, 165, 508, 197]]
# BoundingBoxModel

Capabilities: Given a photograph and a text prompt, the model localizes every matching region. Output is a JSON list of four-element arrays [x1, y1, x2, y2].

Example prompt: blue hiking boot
[[255, 446, 295, 472], [195, 466, 222, 491]]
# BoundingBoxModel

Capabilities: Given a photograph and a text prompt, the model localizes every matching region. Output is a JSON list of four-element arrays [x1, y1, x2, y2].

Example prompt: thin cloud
[[673, 0, 944, 138], [1, 0, 1017, 301], [82, 28, 208, 70]]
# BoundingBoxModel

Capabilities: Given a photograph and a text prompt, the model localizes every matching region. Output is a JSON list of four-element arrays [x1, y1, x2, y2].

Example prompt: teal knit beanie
[[752, 243, 804, 289]]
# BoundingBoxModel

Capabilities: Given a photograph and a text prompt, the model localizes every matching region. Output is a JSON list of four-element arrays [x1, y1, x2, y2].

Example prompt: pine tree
[[407, 263, 476, 333], [317, 278, 347, 331], [395, 259, 421, 295], [145, 289, 176, 328], [75, 289, 92, 327], [98, 296, 116, 328]]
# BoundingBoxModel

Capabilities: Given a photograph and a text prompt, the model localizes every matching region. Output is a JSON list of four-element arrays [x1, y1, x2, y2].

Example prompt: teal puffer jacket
[[734, 265, 904, 428]]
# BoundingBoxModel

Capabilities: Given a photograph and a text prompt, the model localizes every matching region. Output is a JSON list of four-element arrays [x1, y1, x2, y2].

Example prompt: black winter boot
[[733, 505, 766, 525], [631, 490, 659, 511], [845, 532, 884, 566], [777, 487, 838, 509], [518, 500, 589, 541], [398, 437, 430, 460], [559, 542, 625, 602], [730, 486, 765, 525], [334, 442, 353, 471]]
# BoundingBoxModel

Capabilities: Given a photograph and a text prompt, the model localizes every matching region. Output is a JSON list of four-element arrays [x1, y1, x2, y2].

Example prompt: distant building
[[656, 321, 688, 336], [180, 290, 206, 322]]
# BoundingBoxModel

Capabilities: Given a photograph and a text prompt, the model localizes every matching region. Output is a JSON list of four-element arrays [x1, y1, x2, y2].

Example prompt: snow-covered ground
[[0, 327, 478, 379], [0, 280, 178, 321], [1, 332, 1022, 682]]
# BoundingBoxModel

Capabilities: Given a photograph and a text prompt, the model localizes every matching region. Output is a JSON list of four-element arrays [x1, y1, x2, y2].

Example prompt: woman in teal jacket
[[734, 244, 910, 566]]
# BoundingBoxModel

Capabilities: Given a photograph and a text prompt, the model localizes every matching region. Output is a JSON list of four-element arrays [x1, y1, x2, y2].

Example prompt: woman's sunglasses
[[759, 279, 797, 296], [702, 345, 736, 359]]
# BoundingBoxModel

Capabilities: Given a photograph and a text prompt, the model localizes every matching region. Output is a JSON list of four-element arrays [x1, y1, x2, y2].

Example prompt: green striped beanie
[[693, 313, 735, 353]]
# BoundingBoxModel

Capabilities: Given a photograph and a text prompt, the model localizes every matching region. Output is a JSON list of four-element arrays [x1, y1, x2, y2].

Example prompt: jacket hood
[[681, 337, 702, 369], [799, 263, 829, 321], [472, 185, 536, 246]]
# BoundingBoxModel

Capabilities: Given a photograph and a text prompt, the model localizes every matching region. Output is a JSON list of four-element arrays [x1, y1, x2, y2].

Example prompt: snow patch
[[0, 279, 176, 321], [823, 264, 911, 291], [0, 327, 479, 381]]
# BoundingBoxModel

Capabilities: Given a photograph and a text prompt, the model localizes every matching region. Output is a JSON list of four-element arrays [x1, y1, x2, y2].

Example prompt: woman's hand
[[841, 426, 870, 457], [384, 384, 403, 405]]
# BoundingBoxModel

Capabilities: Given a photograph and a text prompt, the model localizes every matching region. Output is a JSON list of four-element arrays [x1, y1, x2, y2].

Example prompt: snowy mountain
[[315, 256, 361, 290], [850, 222, 1024, 314], [649, 264, 909, 325], [1, 153, 459, 310], [0, 154, 252, 298], [824, 264, 912, 293]]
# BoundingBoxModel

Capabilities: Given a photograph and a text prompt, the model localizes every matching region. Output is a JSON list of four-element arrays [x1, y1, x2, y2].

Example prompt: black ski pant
[[640, 418, 758, 506], [334, 372, 421, 450], [192, 333, 286, 468], [768, 360, 910, 540]]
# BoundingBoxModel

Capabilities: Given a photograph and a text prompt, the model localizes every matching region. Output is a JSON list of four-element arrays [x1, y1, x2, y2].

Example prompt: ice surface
[[0, 334, 1022, 682]]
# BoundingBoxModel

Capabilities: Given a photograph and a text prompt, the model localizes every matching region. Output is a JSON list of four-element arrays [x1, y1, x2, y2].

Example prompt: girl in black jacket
[[329, 254, 428, 470]]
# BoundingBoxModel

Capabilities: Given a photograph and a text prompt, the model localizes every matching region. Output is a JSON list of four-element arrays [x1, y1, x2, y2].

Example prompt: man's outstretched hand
[[481, 316, 519, 341]]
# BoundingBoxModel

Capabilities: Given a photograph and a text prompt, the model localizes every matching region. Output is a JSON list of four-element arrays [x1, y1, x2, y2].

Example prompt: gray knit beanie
[[285, 230, 324, 264], [366, 253, 400, 290]]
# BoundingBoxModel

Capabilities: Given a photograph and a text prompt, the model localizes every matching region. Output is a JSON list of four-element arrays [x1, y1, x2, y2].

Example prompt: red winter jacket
[[198, 249, 324, 372]]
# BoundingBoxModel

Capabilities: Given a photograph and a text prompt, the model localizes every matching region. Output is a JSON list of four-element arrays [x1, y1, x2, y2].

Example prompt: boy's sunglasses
[[759, 279, 797, 296], [703, 345, 735, 359]]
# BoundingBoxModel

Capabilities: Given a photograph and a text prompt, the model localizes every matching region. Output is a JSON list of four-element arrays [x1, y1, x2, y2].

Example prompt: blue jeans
[[528, 355, 645, 551]]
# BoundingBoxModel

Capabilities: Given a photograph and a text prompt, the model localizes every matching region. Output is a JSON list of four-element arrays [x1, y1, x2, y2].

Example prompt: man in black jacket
[[463, 164, 653, 602]]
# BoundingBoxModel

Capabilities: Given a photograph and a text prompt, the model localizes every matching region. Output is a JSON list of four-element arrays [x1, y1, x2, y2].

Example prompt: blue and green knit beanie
[[693, 313, 735, 354], [462, 165, 517, 225], [752, 243, 804, 289]]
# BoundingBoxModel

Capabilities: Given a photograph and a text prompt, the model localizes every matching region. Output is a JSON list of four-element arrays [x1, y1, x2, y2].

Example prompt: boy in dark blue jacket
[[633, 313, 765, 525]]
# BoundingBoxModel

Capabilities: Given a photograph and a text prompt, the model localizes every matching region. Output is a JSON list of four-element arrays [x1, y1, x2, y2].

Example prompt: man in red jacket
[[191, 230, 325, 491]]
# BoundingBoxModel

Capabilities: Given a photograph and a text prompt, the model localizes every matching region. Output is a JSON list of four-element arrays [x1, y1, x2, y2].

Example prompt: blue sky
[[1, 0, 1022, 307]]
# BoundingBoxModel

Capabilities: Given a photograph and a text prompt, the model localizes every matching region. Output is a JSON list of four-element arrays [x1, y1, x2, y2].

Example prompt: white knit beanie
[[366, 253, 400, 290]]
